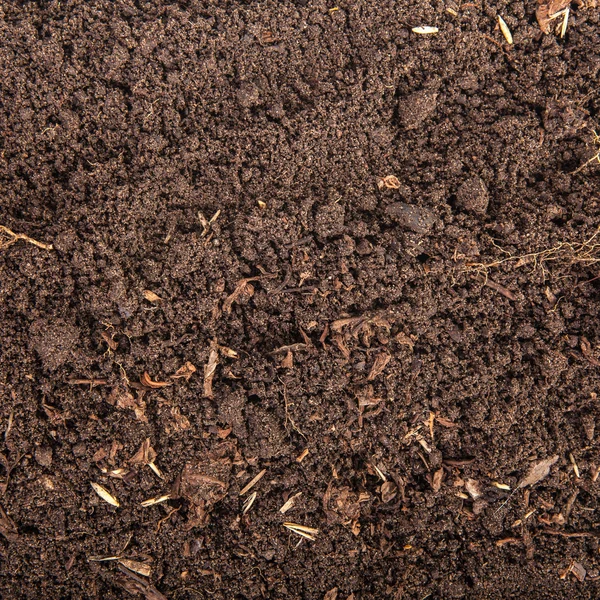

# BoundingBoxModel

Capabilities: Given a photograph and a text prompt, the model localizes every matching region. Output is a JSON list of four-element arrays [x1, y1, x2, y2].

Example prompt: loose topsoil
[[1, 1, 600, 598]]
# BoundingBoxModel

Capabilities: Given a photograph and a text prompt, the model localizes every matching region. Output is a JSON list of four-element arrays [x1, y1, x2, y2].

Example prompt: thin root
[[0, 225, 53, 251]]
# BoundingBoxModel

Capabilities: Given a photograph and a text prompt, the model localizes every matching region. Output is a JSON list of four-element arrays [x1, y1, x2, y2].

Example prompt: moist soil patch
[[1, 1, 600, 598]]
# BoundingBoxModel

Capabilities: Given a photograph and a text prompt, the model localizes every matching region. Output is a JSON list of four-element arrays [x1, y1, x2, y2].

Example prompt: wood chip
[[91, 482, 120, 507], [571, 561, 587, 582], [518, 455, 559, 489], [497, 15, 513, 44], [240, 469, 266, 496], [296, 448, 309, 463], [283, 522, 319, 541], [412, 26, 439, 34]]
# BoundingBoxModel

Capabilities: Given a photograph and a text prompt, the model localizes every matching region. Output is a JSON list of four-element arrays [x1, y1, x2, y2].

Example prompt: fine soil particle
[[1, 1, 600, 599]]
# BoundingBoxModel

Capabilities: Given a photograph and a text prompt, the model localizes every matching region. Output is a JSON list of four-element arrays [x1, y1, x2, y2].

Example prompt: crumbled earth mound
[[1, 1, 600, 598]]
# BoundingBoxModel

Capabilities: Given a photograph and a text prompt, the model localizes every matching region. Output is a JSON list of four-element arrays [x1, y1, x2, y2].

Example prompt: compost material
[[1, 1, 600, 598]]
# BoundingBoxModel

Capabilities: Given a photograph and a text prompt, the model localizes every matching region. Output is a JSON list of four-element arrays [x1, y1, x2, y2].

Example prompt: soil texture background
[[1, 1, 600, 598]]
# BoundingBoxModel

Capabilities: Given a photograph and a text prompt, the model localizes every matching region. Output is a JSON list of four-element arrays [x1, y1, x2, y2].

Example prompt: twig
[[0, 225, 53, 250]]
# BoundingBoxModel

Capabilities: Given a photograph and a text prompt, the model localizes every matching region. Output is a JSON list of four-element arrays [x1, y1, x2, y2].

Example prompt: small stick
[[0, 225, 53, 250], [239, 469, 266, 496]]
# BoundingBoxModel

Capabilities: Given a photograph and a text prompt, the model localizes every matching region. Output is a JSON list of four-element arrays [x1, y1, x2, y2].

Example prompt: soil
[[1, 1, 600, 598]]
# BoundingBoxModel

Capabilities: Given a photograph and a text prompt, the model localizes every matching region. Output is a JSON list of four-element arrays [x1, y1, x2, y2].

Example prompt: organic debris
[[108, 385, 148, 422], [0, 504, 18, 541], [497, 16, 513, 44], [91, 482, 120, 507], [517, 455, 559, 488], [367, 352, 391, 381], [203, 342, 219, 398], [129, 439, 162, 479], [141, 494, 172, 508], [412, 26, 439, 34], [280, 492, 302, 514], [242, 492, 257, 515], [377, 175, 401, 189], [283, 522, 319, 541], [0, 225, 53, 250], [170, 361, 197, 381], [179, 441, 235, 528], [239, 469, 266, 496], [143, 290, 162, 303], [140, 372, 171, 389], [536, 0, 571, 34]]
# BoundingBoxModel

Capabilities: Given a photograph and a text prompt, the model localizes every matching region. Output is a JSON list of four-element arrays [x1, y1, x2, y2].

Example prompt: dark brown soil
[[1, 1, 600, 598]]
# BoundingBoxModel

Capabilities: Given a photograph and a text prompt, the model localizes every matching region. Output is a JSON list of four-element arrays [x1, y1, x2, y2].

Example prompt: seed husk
[[91, 482, 120, 507]]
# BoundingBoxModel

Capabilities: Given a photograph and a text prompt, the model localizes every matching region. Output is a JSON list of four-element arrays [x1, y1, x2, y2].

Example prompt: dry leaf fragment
[[367, 352, 391, 381], [129, 438, 156, 465], [536, 0, 571, 34], [465, 479, 482, 499], [223, 278, 258, 314], [140, 372, 171, 389], [518, 455, 559, 489], [143, 290, 162, 303], [203, 345, 219, 398], [170, 361, 197, 381], [381, 481, 398, 503], [109, 387, 148, 423], [91, 482, 120, 507]]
